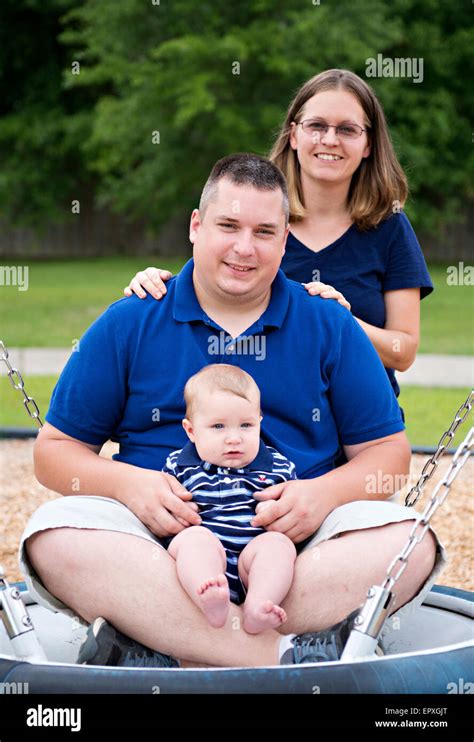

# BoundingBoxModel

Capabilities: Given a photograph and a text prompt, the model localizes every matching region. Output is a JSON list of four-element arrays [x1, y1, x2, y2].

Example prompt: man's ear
[[189, 209, 201, 244], [282, 224, 290, 255], [182, 418, 195, 442]]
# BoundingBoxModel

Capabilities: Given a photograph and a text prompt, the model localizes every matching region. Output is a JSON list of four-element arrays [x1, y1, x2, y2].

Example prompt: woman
[[123, 69, 432, 408]]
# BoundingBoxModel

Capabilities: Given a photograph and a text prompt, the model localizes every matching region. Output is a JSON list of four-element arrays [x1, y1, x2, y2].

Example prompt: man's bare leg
[[26, 528, 281, 667], [279, 521, 437, 635], [26, 520, 436, 664]]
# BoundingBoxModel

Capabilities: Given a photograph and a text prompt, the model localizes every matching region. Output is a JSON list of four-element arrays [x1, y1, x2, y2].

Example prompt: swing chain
[[0, 340, 43, 429], [404, 389, 473, 507], [383, 424, 473, 592]]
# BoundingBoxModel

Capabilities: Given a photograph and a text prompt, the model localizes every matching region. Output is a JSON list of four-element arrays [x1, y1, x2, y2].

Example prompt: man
[[21, 154, 442, 668]]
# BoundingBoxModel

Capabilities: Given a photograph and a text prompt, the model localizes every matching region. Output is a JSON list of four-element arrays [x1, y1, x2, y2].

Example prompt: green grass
[[0, 374, 58, 428], [399, 386, 473, 449], [419, 264, 474, 355], [0, 257, 186, 347], [1, 375, 471, 449], [0, 258, 472, 353]]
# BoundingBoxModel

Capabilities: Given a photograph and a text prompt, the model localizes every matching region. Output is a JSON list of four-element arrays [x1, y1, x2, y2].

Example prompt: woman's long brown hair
[[269, 69, 408, 230]]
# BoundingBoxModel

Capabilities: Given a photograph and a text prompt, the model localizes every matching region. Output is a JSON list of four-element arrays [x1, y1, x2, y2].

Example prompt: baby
[[162, 364, 297, 634]]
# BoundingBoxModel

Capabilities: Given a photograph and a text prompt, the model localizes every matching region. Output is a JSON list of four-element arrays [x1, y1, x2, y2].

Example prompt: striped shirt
[[162, 440, 297, 603]]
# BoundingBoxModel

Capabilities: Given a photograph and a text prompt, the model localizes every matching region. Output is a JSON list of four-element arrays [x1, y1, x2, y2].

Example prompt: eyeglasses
[[296, 119, 368, 140]]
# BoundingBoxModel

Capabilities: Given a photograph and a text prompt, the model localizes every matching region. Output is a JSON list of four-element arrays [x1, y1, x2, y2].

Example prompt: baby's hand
[[255, 499, 277, 514], [175, 500, 199, 527]]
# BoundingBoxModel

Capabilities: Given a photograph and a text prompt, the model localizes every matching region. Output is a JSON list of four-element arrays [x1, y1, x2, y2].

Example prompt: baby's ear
[[182, 418, 195, 441]]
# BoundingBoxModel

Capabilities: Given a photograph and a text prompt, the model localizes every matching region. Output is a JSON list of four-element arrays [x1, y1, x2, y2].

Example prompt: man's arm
[[34, 422, 201, 537], [251, 431, 410, 541], [325, 429, 411, 506], [34, 422, 136, 499]]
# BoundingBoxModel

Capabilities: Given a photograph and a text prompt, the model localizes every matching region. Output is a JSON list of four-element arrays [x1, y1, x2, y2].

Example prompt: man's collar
[[176, 439, 273, 472], [173, 257, 290, 330], [173, 258, 206, 323]]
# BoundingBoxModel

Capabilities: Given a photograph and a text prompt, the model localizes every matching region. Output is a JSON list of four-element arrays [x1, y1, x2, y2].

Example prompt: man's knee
[[391, 520, 437, 578], [26, 528, 76, 576], [412, 527, 437, 577]]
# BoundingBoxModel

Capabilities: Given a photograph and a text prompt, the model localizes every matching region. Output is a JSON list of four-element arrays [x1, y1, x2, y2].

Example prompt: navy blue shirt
[[281, 212, 433, 397], [46, 258, 404, 479]]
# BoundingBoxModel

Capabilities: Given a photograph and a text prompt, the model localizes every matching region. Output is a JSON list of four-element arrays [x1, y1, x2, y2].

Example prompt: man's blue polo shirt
[[46, 258, 404, 479]]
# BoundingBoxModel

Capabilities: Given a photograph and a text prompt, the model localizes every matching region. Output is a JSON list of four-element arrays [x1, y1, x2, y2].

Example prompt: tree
[[0, 0, 472, 234], [0, 0, 92, 226]]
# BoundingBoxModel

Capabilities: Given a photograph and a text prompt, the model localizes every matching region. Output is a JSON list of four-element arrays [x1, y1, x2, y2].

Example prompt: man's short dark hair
[[199, 153, 289, 226]]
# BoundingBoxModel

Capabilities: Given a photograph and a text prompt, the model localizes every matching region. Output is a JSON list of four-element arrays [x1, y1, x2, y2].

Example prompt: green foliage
[[0, 0, 91, 226], [0, 0, 472, 232]]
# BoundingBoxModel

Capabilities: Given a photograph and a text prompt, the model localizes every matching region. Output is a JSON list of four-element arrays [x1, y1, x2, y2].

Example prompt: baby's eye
[[241, 423, 253, 428], [212, 423, 224, 429]]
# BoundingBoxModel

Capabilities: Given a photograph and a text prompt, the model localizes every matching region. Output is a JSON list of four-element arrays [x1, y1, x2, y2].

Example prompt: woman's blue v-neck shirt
[[280, 212, 433, 398]]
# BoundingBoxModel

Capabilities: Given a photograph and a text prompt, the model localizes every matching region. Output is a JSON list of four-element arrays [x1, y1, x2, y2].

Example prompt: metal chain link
[[383, 425, 473, 592], [404, 389, 473, 506], [0, 340, 43, 428]]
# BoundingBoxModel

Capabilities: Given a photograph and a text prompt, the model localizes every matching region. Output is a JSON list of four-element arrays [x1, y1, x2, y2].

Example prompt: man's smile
[[223, 262, 256, 272]]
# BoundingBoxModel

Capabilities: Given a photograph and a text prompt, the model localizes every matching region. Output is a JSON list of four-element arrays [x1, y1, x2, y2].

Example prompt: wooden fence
[[0, 204, 472, 262]]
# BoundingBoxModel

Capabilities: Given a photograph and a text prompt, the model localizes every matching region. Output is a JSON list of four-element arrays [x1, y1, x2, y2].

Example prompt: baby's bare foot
[[196, 574, 230, 628], [243, 599, 287, 634]]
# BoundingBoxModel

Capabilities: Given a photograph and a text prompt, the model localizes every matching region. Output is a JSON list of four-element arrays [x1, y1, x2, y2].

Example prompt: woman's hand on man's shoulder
[[124, 267, 174, 300], [302, 281, 351, 311]]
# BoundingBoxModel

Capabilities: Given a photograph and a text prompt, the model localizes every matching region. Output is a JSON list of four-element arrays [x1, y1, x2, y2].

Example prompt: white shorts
[[18, 494, 446, 628]]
